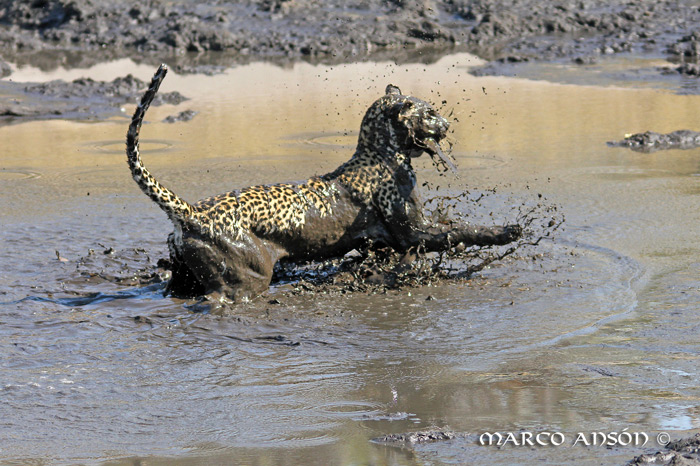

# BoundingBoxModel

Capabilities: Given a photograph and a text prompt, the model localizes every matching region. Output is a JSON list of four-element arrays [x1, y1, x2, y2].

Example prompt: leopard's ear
[[398, 99, 415, 119], [385, 84, 401, 95]]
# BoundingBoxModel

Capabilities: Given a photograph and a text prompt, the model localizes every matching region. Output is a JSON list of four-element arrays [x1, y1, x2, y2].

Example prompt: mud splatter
[[272, 187, 562, 296], [72, 245, 168, 288]]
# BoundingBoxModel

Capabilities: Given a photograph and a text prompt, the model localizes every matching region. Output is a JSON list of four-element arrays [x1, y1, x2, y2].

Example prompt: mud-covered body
[[126, 66, 521, 301]]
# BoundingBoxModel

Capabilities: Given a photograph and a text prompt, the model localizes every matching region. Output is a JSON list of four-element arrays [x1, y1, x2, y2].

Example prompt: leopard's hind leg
[[168, 231, 279, 302]]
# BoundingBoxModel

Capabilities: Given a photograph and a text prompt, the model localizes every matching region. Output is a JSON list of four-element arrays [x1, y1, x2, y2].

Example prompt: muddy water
[[2, 54, 700, 465]]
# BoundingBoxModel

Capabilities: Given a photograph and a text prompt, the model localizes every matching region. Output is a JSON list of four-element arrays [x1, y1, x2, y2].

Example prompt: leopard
[[126, 64, 522, 302]]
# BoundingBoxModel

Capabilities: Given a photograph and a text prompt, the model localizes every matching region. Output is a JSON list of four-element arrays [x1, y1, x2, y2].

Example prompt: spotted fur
[[126, 65, 520, 301]]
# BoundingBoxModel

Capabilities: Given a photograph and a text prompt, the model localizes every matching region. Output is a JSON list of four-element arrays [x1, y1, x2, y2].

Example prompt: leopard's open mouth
[[423, 137, 457, 173], [408, 112, 456, 173]]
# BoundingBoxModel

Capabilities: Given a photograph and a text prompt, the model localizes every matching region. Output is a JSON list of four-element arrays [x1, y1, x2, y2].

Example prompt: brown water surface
[[2, 54, 700, 465]]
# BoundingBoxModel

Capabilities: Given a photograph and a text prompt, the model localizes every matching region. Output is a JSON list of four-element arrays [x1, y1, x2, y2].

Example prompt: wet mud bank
[[1, 0, 700, 80], [2, 0, 700, 123], [0, 72, 186, 122]]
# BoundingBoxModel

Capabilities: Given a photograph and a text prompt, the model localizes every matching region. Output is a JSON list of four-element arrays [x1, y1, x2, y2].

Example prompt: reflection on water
[[2, 54, 700, 465], [87, 139, 177, 155], [0, 169, 42, 180]]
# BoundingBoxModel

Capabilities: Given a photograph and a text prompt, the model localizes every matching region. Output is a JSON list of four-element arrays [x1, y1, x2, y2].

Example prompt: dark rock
[[0, 57, 9, 78], [667, 31, 700, 58], [500, 55, 530, 63], [573, 56, 597, 65], [667, 434, 700, 454], [163, 109, 197, 123], [607, 130, 700, 153], [675, 63, 700, 77], [627, 434, 700, 465], [372, 429, 457, 445]]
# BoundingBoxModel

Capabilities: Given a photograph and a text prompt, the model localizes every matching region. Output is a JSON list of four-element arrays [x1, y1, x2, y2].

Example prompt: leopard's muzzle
[[412, 113, 456, 172]]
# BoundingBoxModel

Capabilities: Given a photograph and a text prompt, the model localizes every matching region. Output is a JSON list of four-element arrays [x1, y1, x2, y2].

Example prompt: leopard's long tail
[[126, 64, 194, 224]]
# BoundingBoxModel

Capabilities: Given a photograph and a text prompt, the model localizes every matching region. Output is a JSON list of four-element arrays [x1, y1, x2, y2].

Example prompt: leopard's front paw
[[499, 224, 522, 244]]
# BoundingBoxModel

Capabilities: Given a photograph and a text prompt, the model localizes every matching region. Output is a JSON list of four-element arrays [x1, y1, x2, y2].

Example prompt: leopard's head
[[357, 85, 455, 172]]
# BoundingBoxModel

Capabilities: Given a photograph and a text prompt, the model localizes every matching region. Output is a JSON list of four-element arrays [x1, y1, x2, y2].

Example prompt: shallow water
[[2, 54, 700, 465]]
